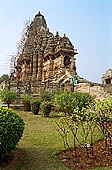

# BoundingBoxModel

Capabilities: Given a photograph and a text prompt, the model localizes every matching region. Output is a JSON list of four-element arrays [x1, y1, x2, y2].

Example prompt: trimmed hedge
[[22, 94, 31, 111], [0, 107, 24, 158], [31, 100, 40, 115], [41, 101, 51, 117]]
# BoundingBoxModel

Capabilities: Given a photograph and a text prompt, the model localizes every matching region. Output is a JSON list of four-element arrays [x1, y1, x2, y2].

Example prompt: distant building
[[102, 69, 112, 85]]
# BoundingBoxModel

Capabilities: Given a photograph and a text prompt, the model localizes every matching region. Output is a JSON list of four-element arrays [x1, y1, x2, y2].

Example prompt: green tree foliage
[[56, 108, 96, 154], [0, 74, 9, 84], [0, 107, 24, 158], [94, 97, 112, 147], [54, 91, 94, 115], [0, 89, 16, 108], [41, 101, 51, 117], [55, 94, 112, 157], [73, 91, 95, 111], [54, 91, 76, 115], [39, 89, 52, 103]]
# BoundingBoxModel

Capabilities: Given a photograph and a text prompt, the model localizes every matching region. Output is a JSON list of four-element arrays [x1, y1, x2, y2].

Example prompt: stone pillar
[[37, 50, 43, 82], [70, 56, 76, 73], [30, 54, 33, 76], [25, 60, 31, 80], [22, 58, 26, 81], [48, 55, 54, 80], [16, 70, 20, 81], [43, 70, 46, 82], [60, 54, 65, 76], [111, 78, 112, 85], [32, 51, 37, 80], [61, 55, 65, 68]]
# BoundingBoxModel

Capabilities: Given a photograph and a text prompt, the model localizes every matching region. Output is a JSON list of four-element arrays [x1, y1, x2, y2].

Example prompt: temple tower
[[15, 12, 78, 85]]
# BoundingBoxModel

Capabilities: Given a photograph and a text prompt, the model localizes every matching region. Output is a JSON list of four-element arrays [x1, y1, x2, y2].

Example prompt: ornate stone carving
[[15, 12, 78, 85]]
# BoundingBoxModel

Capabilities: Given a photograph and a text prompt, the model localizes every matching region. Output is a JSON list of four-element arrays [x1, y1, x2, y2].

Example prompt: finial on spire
[[63, 33, 66, 37], [37, 11, 41, 16], [56, 31, 59, 36]]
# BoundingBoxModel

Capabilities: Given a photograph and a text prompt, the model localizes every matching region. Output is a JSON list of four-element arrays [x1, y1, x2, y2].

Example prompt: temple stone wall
[[74, 83, 112, 100], [0, 80, 112, 107], [8, 81, 112, 101]]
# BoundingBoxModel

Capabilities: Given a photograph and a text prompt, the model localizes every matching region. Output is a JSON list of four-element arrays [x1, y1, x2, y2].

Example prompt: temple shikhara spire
[[14, 11, 78, 84]]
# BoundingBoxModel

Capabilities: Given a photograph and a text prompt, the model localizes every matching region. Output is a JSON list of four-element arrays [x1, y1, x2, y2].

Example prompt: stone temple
[[15, 11, 78, 86], [1, 12, 111, 102]]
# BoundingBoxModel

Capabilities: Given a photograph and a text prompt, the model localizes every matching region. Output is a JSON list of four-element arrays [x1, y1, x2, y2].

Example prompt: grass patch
[[2, 111, 112, 170]]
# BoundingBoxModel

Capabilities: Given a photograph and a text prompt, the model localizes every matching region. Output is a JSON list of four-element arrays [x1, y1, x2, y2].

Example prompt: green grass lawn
[[3, 111, 112, 170]]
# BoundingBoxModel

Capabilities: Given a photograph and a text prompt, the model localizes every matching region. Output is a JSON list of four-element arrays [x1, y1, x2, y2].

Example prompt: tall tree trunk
[[7, 103, 10, 108]]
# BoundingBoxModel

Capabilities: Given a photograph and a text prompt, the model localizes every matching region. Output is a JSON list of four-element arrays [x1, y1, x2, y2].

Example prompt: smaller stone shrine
[[102, 69, 112, 85]]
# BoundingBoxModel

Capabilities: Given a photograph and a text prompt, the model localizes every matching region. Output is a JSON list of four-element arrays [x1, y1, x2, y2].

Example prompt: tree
[[94, 97, 112, 147], [0, 89, 16, 108], [0, 74, 9, 84], [10, 19, 30, 75], [56, 95, 112, 157]]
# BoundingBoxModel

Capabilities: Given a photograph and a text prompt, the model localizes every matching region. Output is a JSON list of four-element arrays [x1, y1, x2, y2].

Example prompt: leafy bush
[[22, 94, 31, 111], [94, 97, 112, 147], [0, 89, 16, 108], [56, 96, 112, 156], [0, 74, 9, 84], [31, 100, 40, 115], [39, 89, 52, 103], [53, 91, 74, 115], [53, 91, 94, 115], [41, 101, 51, 117], [73, 91, 94, 111], [0, 107, 24, 158], [38, 89, 63, 109]]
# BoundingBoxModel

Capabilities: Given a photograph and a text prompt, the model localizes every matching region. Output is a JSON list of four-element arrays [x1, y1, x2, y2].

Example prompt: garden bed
[[59, 123, 112, 170]]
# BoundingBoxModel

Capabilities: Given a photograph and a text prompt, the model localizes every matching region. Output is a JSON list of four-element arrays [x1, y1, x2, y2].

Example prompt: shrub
[[73, 91, 94, 111], [0, 89, 16, 108], [94, 97, 112, 147], [39, 89, 52, 103], [0, 107, 24, 159], [41, 101, 51, 117], [31, 100, 40, 115], [53, 91, 94, 115], [56, 97, 112, 155], [53, 91, 74, 115], [22, 94, 31, 111]]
